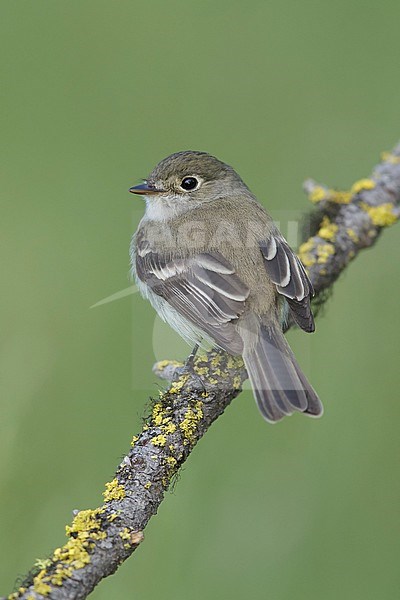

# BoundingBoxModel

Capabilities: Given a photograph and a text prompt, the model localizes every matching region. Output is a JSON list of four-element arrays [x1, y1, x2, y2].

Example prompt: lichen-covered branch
[[5, 144, 400, 600], [299, 148, 400, 296]]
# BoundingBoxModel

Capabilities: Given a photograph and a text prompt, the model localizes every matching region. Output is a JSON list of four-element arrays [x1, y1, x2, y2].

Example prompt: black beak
[[129, 183, 160, 195]]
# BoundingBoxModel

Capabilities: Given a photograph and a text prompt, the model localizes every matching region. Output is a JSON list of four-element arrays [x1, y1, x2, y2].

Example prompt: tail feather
[[249, 351, 292, 421], [242, 322, 323, 423], [290, 356, 323, 417]]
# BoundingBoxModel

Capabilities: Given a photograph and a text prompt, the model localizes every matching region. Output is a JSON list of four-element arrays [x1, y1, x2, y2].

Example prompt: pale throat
[[143, 194, 200, 222]]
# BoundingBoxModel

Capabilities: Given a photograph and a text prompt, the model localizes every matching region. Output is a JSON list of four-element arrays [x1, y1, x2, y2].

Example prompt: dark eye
[[180, 177, 199, 191]]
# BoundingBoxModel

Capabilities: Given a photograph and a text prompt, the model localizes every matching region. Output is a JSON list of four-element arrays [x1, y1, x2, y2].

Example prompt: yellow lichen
[[155, 359, 182, 370], [381, 151, 400, 165], [361, 202, 397, 227], [151, 434, 167, 447], [28, 508, 117, 584], [151, 403, 164, 426], [226, 355, 244, 370], [130, 435, 139, 447], [318, 216, 338, 241], [34, 558, 52, 570], [152, 412, 163, 426], [179, 401, 203, 444], [311, 187, 352, 204], [107, 512, 118, 522], [53, 538, 91, 570], [163, 453, 178, 485], [316, 243, 335, 264], [310, 180, 374, 205], [309, 186, 327, 203], [169, 374, 189, 394], [233, 375, 242, 389], [346, 228, 359, 243], [298, 240, 316, 267], [51, 508, 106, 575], [33, 570, 51, 596], [119, 527, 132, 550], [103, 479, 126, 502], [144, 481, 152, 489], [65, 508, 104, 537], [351, 178, 375, 194], [330, 190, 352, 204], [28, 509, 108, 590], [210, 352, 223, 367], [194, 366, 209, 376], [50, 565, 73, 586], [9, 593, 30, 600], [119, 527, 131, 541], [163, 422, 176, 434]]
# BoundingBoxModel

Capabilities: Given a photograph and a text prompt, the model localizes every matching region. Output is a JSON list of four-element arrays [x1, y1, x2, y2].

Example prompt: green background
[[1, 1, 399, 599]]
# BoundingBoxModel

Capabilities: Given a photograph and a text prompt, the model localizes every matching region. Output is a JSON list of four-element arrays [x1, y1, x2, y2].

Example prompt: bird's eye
[[180, 177, 199, 191]]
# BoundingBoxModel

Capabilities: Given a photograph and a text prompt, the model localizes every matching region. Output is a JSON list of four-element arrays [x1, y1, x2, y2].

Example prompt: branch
[[5, 144, 400, 600]]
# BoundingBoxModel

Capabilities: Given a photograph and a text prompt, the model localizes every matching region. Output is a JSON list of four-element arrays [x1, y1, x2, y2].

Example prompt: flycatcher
[[129, 151, 323, 423]]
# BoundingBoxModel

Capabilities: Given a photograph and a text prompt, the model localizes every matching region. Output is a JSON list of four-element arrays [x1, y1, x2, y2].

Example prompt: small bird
[[129, 151, 323, 423]]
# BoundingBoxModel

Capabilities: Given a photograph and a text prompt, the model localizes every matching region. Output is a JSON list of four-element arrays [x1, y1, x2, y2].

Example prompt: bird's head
[[129, 150, 249, 219]]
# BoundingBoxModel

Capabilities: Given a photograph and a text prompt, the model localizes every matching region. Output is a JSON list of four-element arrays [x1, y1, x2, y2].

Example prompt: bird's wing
[[259, 234, 315, 332], [136, 244, 250, 353]]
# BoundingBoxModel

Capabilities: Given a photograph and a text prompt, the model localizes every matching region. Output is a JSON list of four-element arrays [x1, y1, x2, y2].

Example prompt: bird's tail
[[241, 318, 323, 423]]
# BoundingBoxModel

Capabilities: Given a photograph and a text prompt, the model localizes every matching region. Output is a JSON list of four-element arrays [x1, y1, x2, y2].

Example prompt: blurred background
[[1, 1, 399, 599]]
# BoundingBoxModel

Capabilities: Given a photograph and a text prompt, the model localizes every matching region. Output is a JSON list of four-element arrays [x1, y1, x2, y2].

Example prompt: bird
[[129, 150, 323, 423]]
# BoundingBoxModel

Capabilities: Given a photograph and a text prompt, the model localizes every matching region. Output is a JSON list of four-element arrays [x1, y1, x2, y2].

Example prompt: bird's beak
[[129, 183, 160, 195]]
